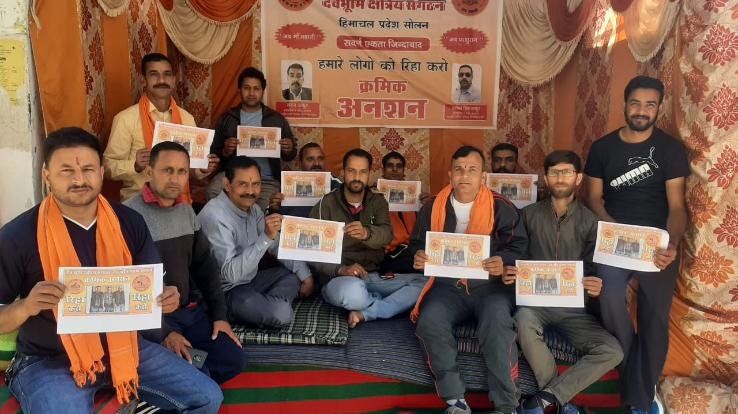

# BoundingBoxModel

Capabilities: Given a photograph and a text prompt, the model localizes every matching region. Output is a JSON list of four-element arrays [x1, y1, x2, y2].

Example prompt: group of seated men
[[0, 51, 687, 414]]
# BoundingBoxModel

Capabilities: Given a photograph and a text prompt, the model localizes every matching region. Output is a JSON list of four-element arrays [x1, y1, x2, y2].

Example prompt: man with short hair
[[104, 53, 218, 202], [584, 76, 689, 414], [410, 145, 528, 414], [309, 149, 425, 328], [125, 141, 244, 384], [199, 156, 311, 327], [453, 65, 481, 103], [282, 63, 312, 101], [491, 143, 520, 174], [0, 127, 222, 413], [503, 150, 623, 414], [208, 67, 298, 209], [376, 151, 430, 275], [267, 142, 341, 219]]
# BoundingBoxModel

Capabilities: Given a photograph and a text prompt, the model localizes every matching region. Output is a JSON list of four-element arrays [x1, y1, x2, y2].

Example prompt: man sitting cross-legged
[[503, 150, 623, 414], [309, 148, 426, 328]]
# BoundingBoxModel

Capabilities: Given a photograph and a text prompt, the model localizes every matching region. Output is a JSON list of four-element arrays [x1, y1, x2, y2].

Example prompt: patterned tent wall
[[27, 1, 738, 412]]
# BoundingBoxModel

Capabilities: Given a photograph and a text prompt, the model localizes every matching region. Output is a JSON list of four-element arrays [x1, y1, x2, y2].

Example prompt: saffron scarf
[[410, 184, 495, 322], [37, 195, 139, 403], [138, 94, 193, 204]]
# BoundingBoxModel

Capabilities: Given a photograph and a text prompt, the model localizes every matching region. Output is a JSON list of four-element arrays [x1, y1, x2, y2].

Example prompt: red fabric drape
[[610, 0, 634, 12], [187, 0, 256, 22], [159, 0, 173, 11], [547, 0, 597, 42]]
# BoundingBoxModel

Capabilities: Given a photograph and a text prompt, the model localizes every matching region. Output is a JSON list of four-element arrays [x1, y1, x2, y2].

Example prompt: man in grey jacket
[[199, 156, 313, 327], [503, 150, 623, 414]]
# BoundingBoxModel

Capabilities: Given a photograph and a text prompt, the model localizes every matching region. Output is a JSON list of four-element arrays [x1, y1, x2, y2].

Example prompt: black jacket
[[210, 104, 297, 176], [409, 192, 528, 287]]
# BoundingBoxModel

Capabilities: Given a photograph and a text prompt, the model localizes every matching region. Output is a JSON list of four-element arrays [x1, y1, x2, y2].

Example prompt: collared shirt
[[454, 86, 481, 103], [104, 101, 197, 201], [141, 183, 185, 207], [197, 191, 311, 292]]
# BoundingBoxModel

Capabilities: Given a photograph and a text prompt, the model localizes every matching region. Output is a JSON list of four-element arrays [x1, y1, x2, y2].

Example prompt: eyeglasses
[[546, 169, 576, 178]]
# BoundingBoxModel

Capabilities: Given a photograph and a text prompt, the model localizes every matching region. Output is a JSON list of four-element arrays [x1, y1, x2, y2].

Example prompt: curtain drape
[[620, 0, 681, 62], [98, 0, 131, 17], [154, 0, 245, 64], [501, 0, 584, 85], [609, 0, 634, 12], [547, 0, 597, 42], [186, 0, 256, 24]]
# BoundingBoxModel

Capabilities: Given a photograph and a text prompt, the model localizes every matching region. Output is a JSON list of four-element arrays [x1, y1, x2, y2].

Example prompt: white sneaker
[[651, 386, 664, 414]]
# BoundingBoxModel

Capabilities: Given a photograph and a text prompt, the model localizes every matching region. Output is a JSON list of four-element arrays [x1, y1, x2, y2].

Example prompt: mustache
[[309, 165, 323, 171], [153, 84, 170, 89], [291, 81, 301, 87], [349, 180, 364, 186], [240, 194, 256, 199], [68, 185, 92, 191]]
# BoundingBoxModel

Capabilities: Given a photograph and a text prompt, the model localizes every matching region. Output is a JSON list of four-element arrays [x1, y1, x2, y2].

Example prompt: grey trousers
[[415, 279, 520, 412], [206, 171, 279, 211], [515, 307, 623, 404], [224, 266, 300, 328]]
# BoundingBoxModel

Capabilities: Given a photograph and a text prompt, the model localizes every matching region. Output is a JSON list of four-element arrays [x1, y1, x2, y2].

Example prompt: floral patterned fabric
[[660, 1, 738, 411]]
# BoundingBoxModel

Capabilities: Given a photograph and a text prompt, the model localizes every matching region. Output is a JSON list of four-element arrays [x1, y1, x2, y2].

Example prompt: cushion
[[453, 323, 581, 363], [0, 330, 17, 370], [233, 296, 349, 346], [660, 376, 738, 414]]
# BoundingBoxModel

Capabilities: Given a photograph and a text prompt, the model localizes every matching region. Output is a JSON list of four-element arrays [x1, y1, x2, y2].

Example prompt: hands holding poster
[[262, 0, 503, 128], [423, 231, 490, 279], [237, 126, 281, 158], [593, 221, 669, 272], [513, 261, 584, 308], [281, 171, 332, 206], [56, 264, 164, 334], [486, 173, 539, 209], [152, 122, 214, 169], [376, 179, 422, 211], [278, 216, 345, 263]]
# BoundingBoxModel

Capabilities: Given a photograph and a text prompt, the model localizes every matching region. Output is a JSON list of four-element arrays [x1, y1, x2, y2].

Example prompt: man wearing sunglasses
[[453, 65, 481, 103]]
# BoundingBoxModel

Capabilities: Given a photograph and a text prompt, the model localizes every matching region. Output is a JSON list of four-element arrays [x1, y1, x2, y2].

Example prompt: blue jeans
[[322, 272, 426, 321], [7, 336, 223, 414]]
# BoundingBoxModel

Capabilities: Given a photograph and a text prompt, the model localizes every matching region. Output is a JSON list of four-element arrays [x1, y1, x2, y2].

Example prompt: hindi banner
[[281, 171, 333, 206], [56, 264, 164, 334], [593, 221, 669, 272], [486, 173, 538, 209], [237, 126, 282, 158], [515, 260, 584, 308], [376, 178, 421, 211], [423, 231, 490, 279], [262, 0, 503, 128], [278, 216, 345, 263], [152, 122, 214, 169]]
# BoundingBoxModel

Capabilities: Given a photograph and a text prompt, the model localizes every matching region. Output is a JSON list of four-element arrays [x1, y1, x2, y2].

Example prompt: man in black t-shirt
[[584, 76, 689, 414]]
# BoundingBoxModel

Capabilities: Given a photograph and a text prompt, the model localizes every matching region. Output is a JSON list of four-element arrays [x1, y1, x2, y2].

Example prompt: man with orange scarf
[[104, 53, 218, 204], [0, 128, 223, 413], [410, 146, 528, 414]]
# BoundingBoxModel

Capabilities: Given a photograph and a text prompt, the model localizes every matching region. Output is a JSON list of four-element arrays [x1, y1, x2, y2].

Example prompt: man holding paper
[[125, 141, 244, 384], [309, 149, 424, 329], [0, 128, 222, 413], [375, 151, 431, 275], [502, 150, 623, 414], [208, 67, 298, 209], [267, 142, 341, 217], [104, 53, 218, 203], [410, 146, 528, 414], [584, 76, 689, 414], [199, 156, 313, 326]]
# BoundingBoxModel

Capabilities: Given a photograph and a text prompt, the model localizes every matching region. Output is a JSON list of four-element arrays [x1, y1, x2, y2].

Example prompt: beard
[[346, 180, 365, 194], [625, 110, 657, 132], [549, 184, 576, 199]]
